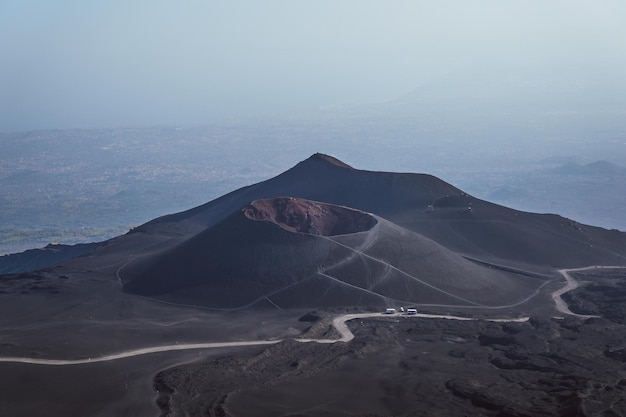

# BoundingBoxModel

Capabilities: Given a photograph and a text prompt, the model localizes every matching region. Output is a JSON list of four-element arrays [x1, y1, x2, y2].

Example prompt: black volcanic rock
[[154, 313, 626, 417]]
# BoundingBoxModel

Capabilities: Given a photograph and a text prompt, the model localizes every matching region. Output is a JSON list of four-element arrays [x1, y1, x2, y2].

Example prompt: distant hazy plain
[[1, 109, 625, 255], [1, 1, 625, 253]]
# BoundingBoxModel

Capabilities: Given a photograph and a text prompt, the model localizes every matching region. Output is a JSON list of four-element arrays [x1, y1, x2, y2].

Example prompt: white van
[[406, 308, 417, 315], [385, 308, 397, 314]]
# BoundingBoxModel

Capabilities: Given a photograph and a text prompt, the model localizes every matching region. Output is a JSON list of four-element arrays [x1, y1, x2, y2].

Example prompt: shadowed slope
[[122, 199, 377, 308], [121, 198, 546, 309]]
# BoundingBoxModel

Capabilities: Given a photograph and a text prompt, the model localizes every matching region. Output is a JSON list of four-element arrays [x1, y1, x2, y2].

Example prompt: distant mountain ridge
[[0, 242, 100, 275], [550, 160, 626, 176]]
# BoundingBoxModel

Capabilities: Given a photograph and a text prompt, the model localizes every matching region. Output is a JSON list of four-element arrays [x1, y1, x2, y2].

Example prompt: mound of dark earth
[[118, 153, 626, 270], [122, 197, 545, 309], [4, 153, 626, 309]]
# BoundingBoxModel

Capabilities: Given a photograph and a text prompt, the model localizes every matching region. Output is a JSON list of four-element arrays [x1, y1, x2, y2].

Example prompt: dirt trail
[[7, 265, 624, 366], [554, 266, 624, 318], [7, 264, 624, 366], [0, 340, 281, 366], [0, 312, 528, 366]]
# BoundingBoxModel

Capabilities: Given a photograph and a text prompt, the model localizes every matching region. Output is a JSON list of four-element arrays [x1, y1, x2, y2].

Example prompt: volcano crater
[[244, 197, 377, 236]]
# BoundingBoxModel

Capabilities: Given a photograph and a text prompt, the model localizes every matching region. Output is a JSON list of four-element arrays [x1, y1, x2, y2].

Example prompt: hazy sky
[[1, 0, 625, 131]]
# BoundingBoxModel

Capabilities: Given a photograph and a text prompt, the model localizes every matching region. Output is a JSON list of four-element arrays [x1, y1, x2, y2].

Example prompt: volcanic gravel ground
[[563, 269, 626, 324], [155, 312, 626, 417]]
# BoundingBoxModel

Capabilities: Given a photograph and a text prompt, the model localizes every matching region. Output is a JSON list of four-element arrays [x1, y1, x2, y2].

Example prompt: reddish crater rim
[[243, 197, 377, 236]]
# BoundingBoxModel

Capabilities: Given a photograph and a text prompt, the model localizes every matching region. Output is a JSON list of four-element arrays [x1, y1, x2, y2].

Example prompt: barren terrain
[[1, 154, 625, 416]]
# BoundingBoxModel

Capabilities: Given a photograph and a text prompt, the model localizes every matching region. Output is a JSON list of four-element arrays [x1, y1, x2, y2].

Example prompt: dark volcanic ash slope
[[122, 197, 546, 309], [122, 153, 626, 269], [122, 198, 378, 308]]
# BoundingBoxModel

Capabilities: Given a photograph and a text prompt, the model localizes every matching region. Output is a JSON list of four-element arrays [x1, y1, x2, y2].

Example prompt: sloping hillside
[[119, 153, 626, 268], [121, 197, 548, 309]]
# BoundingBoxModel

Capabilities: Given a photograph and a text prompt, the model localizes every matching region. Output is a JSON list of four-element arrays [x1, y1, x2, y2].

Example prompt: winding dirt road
[[5, 265, 621, 366], [0, 312, 528, 366], [554, 266, 624, 318], [0, 341, 281, 366]]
